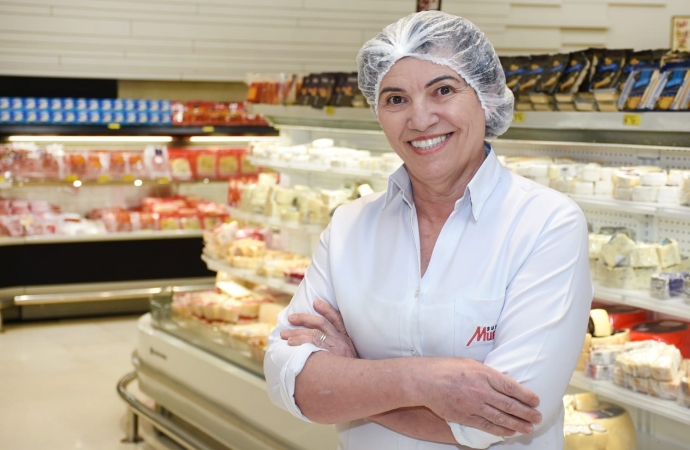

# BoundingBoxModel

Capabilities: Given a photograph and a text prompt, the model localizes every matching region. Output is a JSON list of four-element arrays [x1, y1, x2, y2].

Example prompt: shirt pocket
[[454, 296, 505, 361]]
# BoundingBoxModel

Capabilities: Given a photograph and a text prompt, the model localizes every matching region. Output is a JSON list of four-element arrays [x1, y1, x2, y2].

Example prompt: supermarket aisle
[[0, 315, 149, 450]]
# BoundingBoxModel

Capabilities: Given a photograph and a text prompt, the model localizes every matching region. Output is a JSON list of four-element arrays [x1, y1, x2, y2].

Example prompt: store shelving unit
[[227, 206, 323, 235], [201, 255, 299, 295], [0, 123, 277, 138]]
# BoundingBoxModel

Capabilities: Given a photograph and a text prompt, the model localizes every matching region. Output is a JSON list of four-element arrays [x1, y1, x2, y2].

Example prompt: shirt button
[[411, 349, 417, 356], [415, 289, 420, 299]]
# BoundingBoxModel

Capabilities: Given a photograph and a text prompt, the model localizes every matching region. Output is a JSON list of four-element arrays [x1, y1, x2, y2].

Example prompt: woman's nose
[[407, 99, 439, 132]]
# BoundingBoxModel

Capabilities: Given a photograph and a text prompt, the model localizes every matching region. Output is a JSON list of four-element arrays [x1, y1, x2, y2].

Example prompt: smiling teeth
[[410, 133, 451, 150]]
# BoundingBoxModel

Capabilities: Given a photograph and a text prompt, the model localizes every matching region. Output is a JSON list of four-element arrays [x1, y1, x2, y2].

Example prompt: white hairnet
[[356, 11, 513, 138]]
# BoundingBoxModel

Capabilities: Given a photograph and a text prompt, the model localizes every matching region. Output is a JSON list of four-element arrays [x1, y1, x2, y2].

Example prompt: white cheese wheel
[[590, 309, 613, 337], [583, 164, 602, 182], [594, 180, 614, 196], [614, 171, 641, 188], [658, 186, 681, 204], [640, 171, 667, 186], [572, 181, 595, 195], [631, 186, 659, 202], [600, 167, 616, 182], [613, 187, 633, 201], [311, 138, 334, 148]]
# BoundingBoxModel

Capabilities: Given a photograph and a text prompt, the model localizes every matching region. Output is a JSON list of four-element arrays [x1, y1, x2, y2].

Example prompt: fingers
[[281, 328, 325, 347], [478, 403, 534, 435], [287, 311, 339, 338], [467, 415, 516, 438], [489, 372, 541, 410], [313, 299, 348, 335]]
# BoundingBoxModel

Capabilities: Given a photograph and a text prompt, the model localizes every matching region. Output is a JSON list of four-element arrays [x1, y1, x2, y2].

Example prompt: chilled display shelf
[[594, 284, 690, 321], [0, 124, 277, 137], [569, 195, 690, 220], [0, 178, 230, 189], [250, 105, 690, 135], [569, 371, 690, 425], [247, 157, 383, 179], [227, 207, 323, 234], [201, 255, 298, 295], [0, 230, 204, 246]]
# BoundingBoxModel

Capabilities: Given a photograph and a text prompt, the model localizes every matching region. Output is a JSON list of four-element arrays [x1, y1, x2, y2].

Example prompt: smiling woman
[[265, 10, 592, 450]]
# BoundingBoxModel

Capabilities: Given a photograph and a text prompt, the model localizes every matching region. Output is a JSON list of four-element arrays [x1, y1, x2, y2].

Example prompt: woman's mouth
[[408, 133, 452, 152]]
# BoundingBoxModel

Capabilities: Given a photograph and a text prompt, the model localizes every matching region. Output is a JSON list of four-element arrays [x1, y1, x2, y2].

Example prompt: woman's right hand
[[409, 357, 542, 437]]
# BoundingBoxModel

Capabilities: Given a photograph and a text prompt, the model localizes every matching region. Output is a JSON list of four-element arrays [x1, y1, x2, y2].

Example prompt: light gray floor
[[0, 315, 149, 450]]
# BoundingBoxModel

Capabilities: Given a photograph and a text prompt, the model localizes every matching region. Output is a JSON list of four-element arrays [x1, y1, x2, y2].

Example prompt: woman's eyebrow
[[380, 86, 405, 95], [425, 75, 463, 88]]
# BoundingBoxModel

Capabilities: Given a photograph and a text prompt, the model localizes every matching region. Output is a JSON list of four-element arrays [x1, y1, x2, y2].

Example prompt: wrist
[[391, 357, 424, 408]]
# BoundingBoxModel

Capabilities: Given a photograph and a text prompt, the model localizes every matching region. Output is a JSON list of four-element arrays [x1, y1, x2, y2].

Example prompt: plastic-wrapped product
[[651, 345, 682, 381]]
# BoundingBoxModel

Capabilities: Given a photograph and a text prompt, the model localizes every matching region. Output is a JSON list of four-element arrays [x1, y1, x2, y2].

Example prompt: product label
[[623, 114, 641, 126], [513, 112, 526, 123]]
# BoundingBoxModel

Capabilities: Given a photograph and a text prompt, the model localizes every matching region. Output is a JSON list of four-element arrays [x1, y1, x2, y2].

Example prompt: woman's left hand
[[280, 299, 359, 359]]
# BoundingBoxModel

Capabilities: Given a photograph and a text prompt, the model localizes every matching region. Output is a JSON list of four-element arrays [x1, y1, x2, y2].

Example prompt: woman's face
[[377, 58, 486, 186]]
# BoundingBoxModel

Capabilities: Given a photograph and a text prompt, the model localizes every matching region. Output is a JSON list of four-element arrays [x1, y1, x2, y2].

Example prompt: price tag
[[97, 174, 110, 183], [122, 174, 135, 182], [158, 177, 171, 184], [0, 176, 5, 183], [324, 106, 336, 116], [202, 126, 215, 132], [623, 114, 641, 127], [65, 174, 78, 182], [107, 123, 121, 130], [513, 112, 525, 123]]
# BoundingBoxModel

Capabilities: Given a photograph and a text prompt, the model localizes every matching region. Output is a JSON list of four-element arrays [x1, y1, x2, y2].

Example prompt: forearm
[[370, 407, 456, 444], [294, 351, 417, 424]]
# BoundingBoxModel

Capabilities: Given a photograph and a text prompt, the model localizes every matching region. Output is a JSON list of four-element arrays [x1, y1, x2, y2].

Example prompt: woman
[[265, 11, 592, 449]]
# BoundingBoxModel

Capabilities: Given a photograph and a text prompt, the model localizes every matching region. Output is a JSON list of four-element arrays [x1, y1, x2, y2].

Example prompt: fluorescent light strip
[[188, 136, 280, 143], [8, 135, 173, 143]]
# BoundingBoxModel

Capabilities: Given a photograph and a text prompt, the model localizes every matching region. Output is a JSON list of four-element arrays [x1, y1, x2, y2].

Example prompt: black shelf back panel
[[0, 76, 117, 99]]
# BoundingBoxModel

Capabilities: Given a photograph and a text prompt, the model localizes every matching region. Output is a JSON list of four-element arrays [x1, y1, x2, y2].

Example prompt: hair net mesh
[[356, 11, 513, 138]]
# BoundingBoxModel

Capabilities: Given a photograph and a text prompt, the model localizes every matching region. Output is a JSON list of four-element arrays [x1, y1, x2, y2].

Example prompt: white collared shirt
[[265, 144, 592, 449]]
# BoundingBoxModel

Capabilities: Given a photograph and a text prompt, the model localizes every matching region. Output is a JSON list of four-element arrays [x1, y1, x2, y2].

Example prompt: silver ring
[[319, 332, 327, 343]]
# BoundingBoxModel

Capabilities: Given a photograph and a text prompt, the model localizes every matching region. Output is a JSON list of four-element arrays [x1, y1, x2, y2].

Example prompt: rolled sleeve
[[264, 224, 337, 421], [447, 201, 592, 448]]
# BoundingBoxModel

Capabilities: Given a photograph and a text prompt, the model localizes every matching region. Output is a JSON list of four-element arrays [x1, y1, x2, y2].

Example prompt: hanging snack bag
[[531, 53, 569, 109], [312, 73, 337, 109], [591, 50, 629, 109], [575, 48, 603, 111], [515, 55, 551, 110], [652, 61, 690, 110], [554, 52, 591, 105], [502, 56, 529, 93]]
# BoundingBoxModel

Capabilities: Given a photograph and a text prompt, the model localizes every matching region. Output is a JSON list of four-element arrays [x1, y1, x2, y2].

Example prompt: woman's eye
[[388, 96, 404, 105], [438, 86, 452, 95]]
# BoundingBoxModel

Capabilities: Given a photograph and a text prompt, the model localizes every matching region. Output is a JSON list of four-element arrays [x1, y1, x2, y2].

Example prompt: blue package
[[76, 111, 89, 123], [11, 110, 25, 123], [136, 100, 148, 112], [100, 99, 113, 111], [0, 110, 10, 123], [125, 111, 137, 124], [136, 112, 149, 124], [148, 100, 160, 112], [75, 98, 88, 110], [113, 112, 125, 123], [50, 111, 65, 124], [148, 113, 161, 124], [38, 110, 51, 123], [124, 99, 136, 111], [101, 111, 114, 124], [50, 98, 63, 110], [113, 99, 124, 111], [63, 111, 76, 124], [159, 100, 171, 112], [37, 98, 50, 110], [24, 98, 37, 109], [0, 97, 9, 109], [160, 112, 171, 124], [11, 98, 24, 109], [63, 98, 75, 110], [88, 99, 100, 110], [89, 111, 101, 124], [25, 110, 38, 123]]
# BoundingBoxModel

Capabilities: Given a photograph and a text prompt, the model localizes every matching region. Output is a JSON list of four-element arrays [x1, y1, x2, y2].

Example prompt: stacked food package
[[247, 72, 366, 108], [0, 198, 105, 237], [170, 101, 268, 126], [168, 147, 257, 181], [500, 48, 690, 112], [501, 156, 689, 205], [170, 280, 287, 362], [0, 143, 171, 183]]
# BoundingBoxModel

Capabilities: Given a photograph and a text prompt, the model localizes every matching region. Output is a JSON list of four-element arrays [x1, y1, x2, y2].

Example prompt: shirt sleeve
[[264, 224, 337, 421], [447, 202, 593, 449]]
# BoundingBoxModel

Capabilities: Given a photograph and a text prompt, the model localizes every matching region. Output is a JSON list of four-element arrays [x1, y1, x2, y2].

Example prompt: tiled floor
[[0, 315, 150, 450]]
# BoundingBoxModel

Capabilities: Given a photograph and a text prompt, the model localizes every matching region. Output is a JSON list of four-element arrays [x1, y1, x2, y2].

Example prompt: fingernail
[[314, 299, 322, 307], [288, 314, 296, 321], [533, 413, 542, 423], [522, 424, 533, 434]]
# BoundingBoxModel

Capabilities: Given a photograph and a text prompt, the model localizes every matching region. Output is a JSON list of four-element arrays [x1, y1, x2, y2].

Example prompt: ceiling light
[[8, 135, 173, 143], [188, 136, 280, 143]]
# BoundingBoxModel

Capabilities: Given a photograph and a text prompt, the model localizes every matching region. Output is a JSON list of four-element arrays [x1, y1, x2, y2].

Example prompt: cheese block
[[273, 186, 297, 205], [614, 171, 641, 188], [629, 244, 660, 268], [583, 332, 593, 352], [590, 309, 613, 337], [583, 164, 602, 182], [528, 164, 549, 178], [631, 266, 660, 290], [613, 187, 633, 201], [632, 376, 650, 394], [667, 170, 685, 186], [600, 167, 615, 182], [651, 345, 682, 381], [657, 238, 682, 269], [586, 362, 615, 380], [577, 351, 590, 372], [600, 234, 635, 267], [658, 186, 681, 205], [312, 138, 334, 148], [533, 177, 550, 186], [591, 345, 622, 365], [594, 180, 614, 196], [640, 171, 667, 187], [591, 329, 630, 346], [598, 263, 633, 289], [216, 281, 252, 298], [549, 178, 571, 193], [572, 181, 595, 195], [631, 186, 659, 202]]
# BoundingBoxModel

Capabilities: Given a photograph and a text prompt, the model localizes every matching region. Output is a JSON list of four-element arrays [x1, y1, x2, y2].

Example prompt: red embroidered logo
[[466, 325, 497, 346]]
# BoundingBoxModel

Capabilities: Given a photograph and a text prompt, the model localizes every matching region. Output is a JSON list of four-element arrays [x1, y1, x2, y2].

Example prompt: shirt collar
[[383, 141, 503, 221]]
